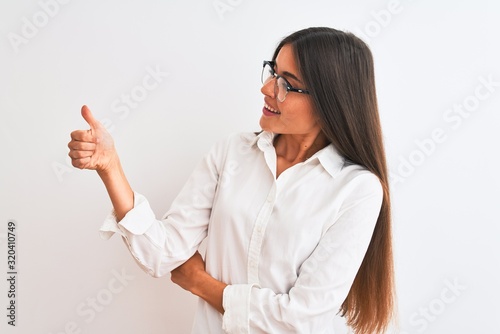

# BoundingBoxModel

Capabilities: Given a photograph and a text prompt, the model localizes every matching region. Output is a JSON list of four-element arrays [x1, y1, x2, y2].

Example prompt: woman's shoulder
[[335, 163, 383, 198]]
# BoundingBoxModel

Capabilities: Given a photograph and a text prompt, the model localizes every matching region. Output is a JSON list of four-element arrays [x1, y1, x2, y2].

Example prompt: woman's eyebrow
[[283, 71, 303, 84], [274, 63, 304, 84]]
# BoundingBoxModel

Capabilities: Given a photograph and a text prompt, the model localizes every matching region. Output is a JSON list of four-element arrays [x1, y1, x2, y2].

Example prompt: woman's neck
[[273, 131, 329, 176]]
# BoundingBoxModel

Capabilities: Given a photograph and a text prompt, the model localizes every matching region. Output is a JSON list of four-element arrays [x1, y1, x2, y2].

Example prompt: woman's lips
[[263, 103, 280, 116]]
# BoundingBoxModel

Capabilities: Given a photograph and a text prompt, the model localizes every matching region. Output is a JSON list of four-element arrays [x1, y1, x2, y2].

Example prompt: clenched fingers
[[67, 141, 96, 151], [70, 129, 94, 142], [71, 156, 91, 169], [68, 134, 96, 165], [68, 149, 93, 160]]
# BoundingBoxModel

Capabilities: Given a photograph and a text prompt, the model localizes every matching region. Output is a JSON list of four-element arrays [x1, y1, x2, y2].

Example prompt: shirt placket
[[247, 136, 278, 285], [247, 184, 276, 285]]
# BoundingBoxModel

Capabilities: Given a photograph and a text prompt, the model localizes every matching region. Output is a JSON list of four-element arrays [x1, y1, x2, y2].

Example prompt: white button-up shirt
[[100, 131, 383, 333]]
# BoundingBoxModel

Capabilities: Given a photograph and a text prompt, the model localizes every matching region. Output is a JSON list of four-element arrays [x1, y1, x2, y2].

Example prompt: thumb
[[81, 105, 99, 129]]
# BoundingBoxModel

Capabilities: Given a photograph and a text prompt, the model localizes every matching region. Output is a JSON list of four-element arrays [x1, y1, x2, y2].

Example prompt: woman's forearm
[[171, 252, 227, 314], [97, 157, 134, 222], [192, 272, 227, 314]]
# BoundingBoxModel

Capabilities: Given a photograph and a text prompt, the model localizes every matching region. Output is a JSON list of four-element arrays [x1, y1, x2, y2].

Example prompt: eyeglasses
[[261, 60, 310, 102]]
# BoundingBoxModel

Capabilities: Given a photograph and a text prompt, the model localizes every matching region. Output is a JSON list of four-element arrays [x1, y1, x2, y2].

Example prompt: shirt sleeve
[[98, 137, 228, 277], [222, 172, 384, 333]]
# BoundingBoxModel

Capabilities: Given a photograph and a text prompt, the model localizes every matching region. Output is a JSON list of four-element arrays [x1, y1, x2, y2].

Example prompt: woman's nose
[[260, 78, 276, 99]]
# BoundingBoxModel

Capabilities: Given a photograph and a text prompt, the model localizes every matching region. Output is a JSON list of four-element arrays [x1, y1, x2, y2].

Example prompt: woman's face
[[259, 44, 321, 137]]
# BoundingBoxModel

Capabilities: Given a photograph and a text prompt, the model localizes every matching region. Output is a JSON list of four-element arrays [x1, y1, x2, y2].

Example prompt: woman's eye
[[279, 80, 288, 91]]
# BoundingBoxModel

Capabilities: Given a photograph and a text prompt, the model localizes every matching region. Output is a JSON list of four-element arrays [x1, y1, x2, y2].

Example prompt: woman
[[68, 27, 395, 333]]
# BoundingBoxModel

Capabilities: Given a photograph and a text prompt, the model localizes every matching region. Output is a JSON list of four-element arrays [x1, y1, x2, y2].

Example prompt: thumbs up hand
[[68, 105, 117, 172]]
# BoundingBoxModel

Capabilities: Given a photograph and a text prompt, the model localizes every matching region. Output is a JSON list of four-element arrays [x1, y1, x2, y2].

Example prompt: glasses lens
[[261, 63, 274, 84], [276, 77, 288, 102]]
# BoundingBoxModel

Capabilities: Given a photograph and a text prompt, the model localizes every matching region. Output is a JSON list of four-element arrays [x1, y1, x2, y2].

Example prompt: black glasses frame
[[261, 61, 310, 101]]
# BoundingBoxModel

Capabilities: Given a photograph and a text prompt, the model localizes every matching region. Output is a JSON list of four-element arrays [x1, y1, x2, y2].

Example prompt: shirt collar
[[251, 131, 274, 149], [251, 131, 345, 178]]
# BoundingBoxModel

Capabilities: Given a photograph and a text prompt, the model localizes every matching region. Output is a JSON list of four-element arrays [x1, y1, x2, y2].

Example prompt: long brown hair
[[273, 27, 395, 333]]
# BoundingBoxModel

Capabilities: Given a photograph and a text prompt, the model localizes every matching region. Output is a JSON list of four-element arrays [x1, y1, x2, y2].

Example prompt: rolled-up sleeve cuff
[[98, 192, 155, 240], [222, 284, 258, 334], [99, 210, 122, 240]]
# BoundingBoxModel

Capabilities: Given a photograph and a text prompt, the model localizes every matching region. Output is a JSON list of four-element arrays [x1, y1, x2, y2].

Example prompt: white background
[[1, 0, 499, 333]]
